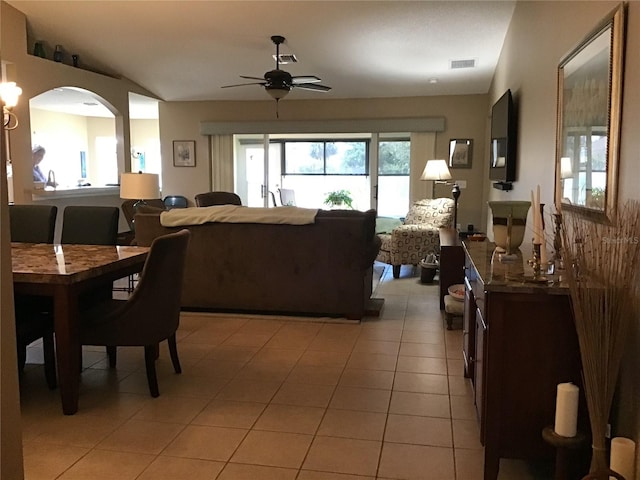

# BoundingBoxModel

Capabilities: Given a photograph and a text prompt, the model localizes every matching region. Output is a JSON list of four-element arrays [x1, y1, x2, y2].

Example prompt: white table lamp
[[120, 172, 160, 210]]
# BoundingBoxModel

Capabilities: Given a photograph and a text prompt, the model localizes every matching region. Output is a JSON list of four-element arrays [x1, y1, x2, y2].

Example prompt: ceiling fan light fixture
[[266, 85, 290, 100]]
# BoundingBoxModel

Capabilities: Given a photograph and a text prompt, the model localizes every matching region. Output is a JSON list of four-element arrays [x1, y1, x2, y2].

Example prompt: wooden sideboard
[[462, 240, 588, 480], [438, 228, 465, 310]]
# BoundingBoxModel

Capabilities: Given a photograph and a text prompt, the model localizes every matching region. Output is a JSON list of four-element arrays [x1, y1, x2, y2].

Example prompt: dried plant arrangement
[[561, 200, 640, 479]]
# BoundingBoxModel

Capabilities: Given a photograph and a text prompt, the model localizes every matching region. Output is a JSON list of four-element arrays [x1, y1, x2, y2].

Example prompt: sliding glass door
[[234, 133, 410, 215]]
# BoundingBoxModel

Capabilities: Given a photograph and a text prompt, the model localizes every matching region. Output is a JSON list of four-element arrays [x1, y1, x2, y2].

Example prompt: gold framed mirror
[[555, 3, 625, 221]]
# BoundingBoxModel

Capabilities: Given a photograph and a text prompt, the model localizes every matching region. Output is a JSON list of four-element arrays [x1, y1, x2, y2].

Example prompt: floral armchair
[[376, 198, 454, 278]]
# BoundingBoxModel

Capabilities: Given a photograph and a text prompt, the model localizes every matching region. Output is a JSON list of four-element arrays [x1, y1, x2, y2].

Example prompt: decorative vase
[[488, 201, 531, 252], [53, 45, 63, 62], [33, 41, 46, 58]]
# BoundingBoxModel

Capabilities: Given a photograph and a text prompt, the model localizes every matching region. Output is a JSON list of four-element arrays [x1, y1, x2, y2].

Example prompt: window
[[377, 139, 410, 217], [283, 140, 368, 175]]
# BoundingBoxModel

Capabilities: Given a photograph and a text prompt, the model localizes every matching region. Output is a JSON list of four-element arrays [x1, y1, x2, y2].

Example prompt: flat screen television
[[489, 89, 517, 184]]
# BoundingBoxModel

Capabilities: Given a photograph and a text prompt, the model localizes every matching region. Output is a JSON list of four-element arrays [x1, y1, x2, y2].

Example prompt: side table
[[542, 426, 588, 480], [438, 228, 465, 310]]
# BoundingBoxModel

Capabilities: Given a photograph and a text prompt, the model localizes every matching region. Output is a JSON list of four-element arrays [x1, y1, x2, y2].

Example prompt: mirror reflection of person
[[32, 145, 47, 182]]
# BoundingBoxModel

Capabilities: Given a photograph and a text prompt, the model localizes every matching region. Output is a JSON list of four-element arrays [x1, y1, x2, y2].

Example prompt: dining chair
[[278, 188, 296, 206], [10, 204, 58, 389], [61, 205, 120, 245], [79, 229, 190, 397], [61, 206, 120, 306], [163, 195, 189, 209], [194, 191, 242, 207], [121, 198, 166, 234], [9, 204, 58, 243]]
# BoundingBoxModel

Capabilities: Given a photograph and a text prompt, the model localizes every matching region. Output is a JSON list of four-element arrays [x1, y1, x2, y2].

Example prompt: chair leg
[[144, 345, 160, 397], [42, 334, 57, 390], [167, 334, 182, 374], [392, 265, 401, 278], [106, 346, 117, 368]]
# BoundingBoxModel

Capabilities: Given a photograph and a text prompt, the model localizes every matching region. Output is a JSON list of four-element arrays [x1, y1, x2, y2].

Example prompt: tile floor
[[19, 263, 552, 479]]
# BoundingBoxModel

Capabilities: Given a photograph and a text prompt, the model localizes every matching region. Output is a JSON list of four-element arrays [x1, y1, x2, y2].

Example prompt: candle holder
[[527, 242, 549, 283]]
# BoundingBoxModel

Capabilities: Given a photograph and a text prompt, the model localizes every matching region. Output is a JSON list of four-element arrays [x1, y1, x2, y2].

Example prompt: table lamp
[[120, 172, 160, 212], [421, 159, 461, 229]]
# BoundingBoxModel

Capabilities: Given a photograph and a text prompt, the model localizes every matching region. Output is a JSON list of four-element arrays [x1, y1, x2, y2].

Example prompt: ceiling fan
[[222, 35, 331, 110]]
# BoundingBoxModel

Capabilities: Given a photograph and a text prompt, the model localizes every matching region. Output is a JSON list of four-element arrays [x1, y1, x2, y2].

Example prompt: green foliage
[[379, 140, 410, 174], [324, 189, 354, 209]]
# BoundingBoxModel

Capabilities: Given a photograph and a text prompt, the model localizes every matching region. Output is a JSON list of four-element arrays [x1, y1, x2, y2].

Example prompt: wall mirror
[[555, 3, 625, 221]]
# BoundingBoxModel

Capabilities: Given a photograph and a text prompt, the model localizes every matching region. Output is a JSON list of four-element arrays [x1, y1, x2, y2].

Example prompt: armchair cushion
[[376, 198, 454, 278]]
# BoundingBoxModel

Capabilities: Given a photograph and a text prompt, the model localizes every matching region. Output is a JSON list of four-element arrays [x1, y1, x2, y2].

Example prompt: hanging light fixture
[[0, 82, 23, 130]]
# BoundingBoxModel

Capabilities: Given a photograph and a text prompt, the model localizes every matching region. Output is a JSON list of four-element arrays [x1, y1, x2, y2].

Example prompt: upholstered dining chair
[[61, 206, 119, 245], [121, 198, 166, 234], [62, 206, 121, 306], [79, 229, 190, 397], [9, 204, 57, 243], [163, 195, 189, 209], [10, 204, 58, 389], [194, 191, 242, 207]]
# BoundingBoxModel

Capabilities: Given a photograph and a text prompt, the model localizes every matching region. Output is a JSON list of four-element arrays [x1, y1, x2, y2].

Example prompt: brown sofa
[[134, 208, 381, 319]]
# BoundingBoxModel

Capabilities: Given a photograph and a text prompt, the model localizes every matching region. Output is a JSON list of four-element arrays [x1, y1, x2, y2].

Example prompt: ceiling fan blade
[[291, 76, 322, 84], [240, 75, 266, 81], [294, 83, 332, 92], [221, 82, 265, 88]]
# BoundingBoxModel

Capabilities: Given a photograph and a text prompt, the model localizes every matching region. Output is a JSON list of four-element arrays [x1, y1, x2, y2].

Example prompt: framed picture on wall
[[449, 139, 473, 168], [173, 140, 196, 167]]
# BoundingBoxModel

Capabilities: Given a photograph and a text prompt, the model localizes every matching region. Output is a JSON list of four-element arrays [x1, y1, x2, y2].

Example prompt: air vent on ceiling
[[273, 53, 298, 64], [450, 59, 476, 69]]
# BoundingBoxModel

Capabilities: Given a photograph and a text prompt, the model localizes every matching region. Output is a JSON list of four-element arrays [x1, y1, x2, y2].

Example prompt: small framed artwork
[[449, 139, 473, 168], [173, 140, 196, 167]]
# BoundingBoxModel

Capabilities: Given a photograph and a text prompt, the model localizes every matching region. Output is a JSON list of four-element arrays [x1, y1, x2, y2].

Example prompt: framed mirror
[[555, 4, 625, 221]]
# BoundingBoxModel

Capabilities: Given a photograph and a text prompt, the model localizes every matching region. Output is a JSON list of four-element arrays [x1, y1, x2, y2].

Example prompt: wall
[[0, 1, 158, 204], [490, 1, 639, 475], [159, 94, 488, 228]]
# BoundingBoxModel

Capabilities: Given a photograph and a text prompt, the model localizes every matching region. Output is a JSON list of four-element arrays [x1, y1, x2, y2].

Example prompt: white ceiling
[[9, 0, 516, 115]]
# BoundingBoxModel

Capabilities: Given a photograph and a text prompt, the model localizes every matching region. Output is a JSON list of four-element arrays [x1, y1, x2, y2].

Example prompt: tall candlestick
[[610, 437, 636, 480], [531, 190, 541, 243], [554, 382, 579, 437]]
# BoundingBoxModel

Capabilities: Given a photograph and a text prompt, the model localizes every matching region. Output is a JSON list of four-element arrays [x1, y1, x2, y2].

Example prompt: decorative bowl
[[448, 284, 465, 301]]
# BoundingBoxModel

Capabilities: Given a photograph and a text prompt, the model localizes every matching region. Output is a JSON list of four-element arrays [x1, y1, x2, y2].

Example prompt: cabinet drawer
[[464, 261, 485, 318]]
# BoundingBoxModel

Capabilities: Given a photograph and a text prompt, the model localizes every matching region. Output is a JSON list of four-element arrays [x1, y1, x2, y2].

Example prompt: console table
[[462, 240, 587, 480]]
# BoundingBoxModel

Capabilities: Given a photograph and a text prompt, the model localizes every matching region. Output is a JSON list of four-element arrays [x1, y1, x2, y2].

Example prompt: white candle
[[554, 382, 579, 437], [531, 190, 540, 243], [536, 185, 543, 244], [610, 437, 636, 480]]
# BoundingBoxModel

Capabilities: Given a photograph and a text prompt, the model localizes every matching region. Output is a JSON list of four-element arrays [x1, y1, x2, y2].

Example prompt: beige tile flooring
[[19, 264, 552, 479]]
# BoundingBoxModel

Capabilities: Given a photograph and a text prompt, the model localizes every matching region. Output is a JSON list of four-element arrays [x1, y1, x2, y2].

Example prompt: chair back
[[119, 229, 191, 344], [9, 204, 57, 243], [61, 206, 119, 245], [195, 191, 242, 207], [163, 195, 189, 209], [121, 199, 165, 231], [278, 188, 296, 206]]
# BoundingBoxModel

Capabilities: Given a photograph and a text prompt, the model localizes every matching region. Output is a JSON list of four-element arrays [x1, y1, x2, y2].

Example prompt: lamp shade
[[120, 172, 160, 200], [0, 82, 22, 109], [421, 159, 452, 181]]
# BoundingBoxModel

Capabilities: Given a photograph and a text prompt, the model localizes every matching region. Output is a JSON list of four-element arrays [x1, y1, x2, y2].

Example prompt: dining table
[[12, 242, 149, 415]]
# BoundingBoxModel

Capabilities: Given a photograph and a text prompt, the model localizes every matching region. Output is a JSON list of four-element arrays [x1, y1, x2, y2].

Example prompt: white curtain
[[209, 134, 234, 191], [409, 132, 436, 203]]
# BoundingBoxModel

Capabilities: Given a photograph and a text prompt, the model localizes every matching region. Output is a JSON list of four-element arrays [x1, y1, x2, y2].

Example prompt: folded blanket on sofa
[[160, 205, 319, 227]]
